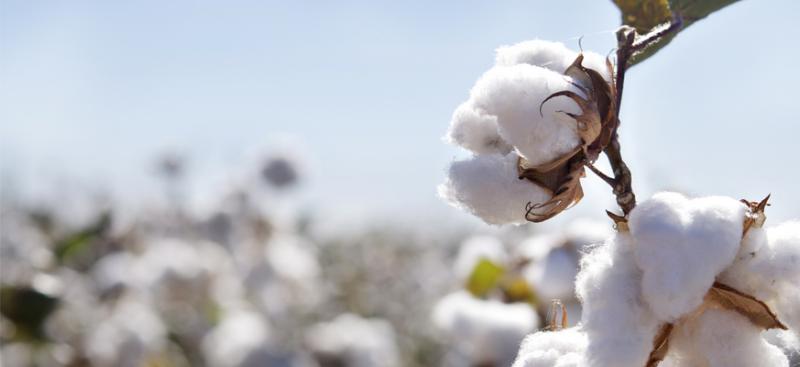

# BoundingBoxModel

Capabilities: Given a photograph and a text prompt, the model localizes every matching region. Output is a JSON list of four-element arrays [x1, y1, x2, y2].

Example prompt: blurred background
[[1, 1, 799, 366]]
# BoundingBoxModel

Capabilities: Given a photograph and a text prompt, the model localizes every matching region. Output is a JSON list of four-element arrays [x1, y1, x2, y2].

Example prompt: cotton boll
[[526, 247, 578, 300], [202, 309, 272, 367], [470, 64, 583, 166], [265, 235, 320, 283], [454, 235, 507, 281], [434, 291, 539, 367], [664, 308, 789, 367], [439, 153, 552, 225], [575, 233, 660, 367], [445, 102, 513, 155], [628, 192, 746, 322], [306, 314, 400, 367], [512, 327, 587, 367], [84, 294, 167, 367]]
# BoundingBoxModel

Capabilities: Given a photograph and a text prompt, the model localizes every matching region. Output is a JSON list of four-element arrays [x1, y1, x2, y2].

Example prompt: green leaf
[[465, 258, 505, 298], [611, 0, 741, 65], [54, 211, 111, 263]]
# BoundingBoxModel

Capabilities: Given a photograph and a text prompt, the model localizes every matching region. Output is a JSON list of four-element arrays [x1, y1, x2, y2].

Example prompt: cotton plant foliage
[[440, 40, 617, 224], [511, 192, 800, 367]]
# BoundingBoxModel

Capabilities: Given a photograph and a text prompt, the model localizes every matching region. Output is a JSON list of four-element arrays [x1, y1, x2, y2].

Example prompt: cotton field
[[3, 1, 800, 367]]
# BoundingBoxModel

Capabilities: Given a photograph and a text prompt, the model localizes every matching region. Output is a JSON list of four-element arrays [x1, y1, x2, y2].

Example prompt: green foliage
[[612, 0, 740, 65], [0, 286, 60, 342], [53, 211, 111, 264], [465, 258, 505, 298]]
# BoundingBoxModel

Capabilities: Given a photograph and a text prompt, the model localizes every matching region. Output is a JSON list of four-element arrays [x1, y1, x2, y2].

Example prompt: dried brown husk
[[519, 55, 618, 222]]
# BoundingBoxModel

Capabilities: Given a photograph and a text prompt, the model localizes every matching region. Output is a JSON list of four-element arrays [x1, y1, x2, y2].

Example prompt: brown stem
[[602, 17, 683, 217]]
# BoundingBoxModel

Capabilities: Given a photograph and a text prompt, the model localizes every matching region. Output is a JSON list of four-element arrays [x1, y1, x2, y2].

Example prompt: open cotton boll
[[306, 314, 400, 367], [202, 309, 272, 367], [434, 291, 539, 367], [470, 64, 583, 166], [454, 235, 507, 280], [575, 233, 660, 367], [628, 192, 746, 322], [661, 309, 789, 367], [445, 102, 513, 155], [512, 327, 587, 367], [439, 153, 551, 225]]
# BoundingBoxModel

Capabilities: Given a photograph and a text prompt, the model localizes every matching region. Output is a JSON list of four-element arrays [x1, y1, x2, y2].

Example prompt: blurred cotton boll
[[306, 313, 400, 367], [202, 309, 274, 367], [433, 291, 539, 367]]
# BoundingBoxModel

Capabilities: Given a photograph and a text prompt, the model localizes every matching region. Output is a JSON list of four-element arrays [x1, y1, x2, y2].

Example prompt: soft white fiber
[[438, 153, 551, 225], [628, 192, 746, 322], [576, 233, 660, 367], [512, 327, 586, 367], [445, 102, 513, 155], [661, 309, 789, 367]]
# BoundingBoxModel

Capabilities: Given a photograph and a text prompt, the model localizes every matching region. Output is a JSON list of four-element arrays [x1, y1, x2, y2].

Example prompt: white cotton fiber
[[470, 64, 583, 166], [454, 235, 507, 281], [575, 233, 660, 367], [628, 192, 746, 322], [495, 40, 578, 73], [662, 309, 789, 367], [512, 327, 587, 367], [438, 152, 552, 225], [719, 221, 800, 337], [434, 291, 539, 367], [495, 40, 612, 82], [446, 102, 513, 155]]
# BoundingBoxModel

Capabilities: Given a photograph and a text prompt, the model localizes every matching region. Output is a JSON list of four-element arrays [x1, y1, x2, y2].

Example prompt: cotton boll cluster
[[513, 192, 800, 367], [440, 40, 613, 225], [306, 314, 400, 367]]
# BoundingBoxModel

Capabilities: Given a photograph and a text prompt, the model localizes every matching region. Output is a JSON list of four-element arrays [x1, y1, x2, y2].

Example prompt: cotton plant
[[438, 2, 799, 366]]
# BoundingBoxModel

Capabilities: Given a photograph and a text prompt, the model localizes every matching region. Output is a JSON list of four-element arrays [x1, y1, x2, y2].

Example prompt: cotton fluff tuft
[[575, 233, 660, 367], [719, 221, 800, 336], [661, 309, 789, 367], [628, 192, 746, 322], [470, 64, 583, 166], [494, 39, 612, 81], [512, 327, 586, 367], [438, 153, 551, 225], [446, 102, 513, 155], [434, 291, 539, 367]]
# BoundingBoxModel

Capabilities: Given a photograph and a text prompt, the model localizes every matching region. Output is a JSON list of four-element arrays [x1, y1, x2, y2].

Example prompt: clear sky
[[2, 0, 798, 228]]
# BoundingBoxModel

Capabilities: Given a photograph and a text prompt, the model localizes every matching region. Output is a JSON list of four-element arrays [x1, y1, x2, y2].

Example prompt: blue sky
[[1, 0, 798, 227]]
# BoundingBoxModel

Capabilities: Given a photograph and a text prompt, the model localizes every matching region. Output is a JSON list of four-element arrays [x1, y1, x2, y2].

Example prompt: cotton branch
[[599, 16, 683, 217]]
